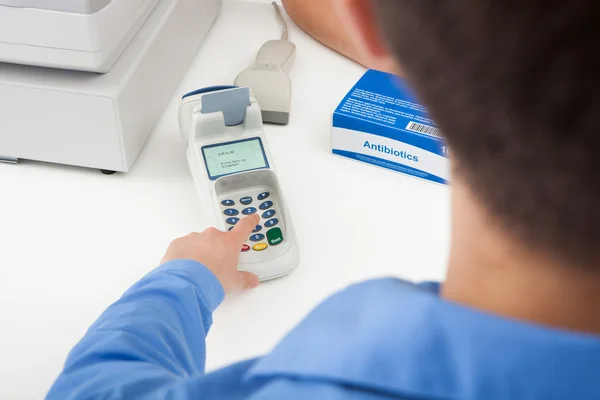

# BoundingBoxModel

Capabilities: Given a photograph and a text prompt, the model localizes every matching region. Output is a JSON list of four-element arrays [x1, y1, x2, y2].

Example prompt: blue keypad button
[[223, 208, 239, 216], [261, 209, 276, 219], [258, 192, 270, 201], [259, 201, 273, 210], [253, 225, 263, 233], [226, 217, 240, 225], [265, 218, 279, 228], [221, 199, 235, 206], [240, 196, 253, 205], [250, 234, 265, 242], [242, 207, 257, 215]]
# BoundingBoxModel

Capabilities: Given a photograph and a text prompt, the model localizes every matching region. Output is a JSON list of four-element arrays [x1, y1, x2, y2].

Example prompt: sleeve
[[46, 259, 226, 400]]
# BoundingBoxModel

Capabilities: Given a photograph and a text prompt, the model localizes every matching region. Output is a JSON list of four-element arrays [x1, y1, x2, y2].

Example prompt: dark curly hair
[[373, 0, 600, 266]]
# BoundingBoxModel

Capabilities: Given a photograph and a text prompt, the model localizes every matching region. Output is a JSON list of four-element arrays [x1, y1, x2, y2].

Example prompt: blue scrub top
[[47, 260, 600, 399]]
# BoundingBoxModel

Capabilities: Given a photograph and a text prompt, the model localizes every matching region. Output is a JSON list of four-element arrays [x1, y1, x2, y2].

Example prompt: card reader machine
[[178, 86, 300, 281]]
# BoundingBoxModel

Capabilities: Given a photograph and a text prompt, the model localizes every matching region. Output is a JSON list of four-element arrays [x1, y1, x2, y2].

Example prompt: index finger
[[229, 214, 260, 244]]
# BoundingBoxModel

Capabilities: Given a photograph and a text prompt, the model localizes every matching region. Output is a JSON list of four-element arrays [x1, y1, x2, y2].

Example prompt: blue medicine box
[[331, 69, 449, 185]]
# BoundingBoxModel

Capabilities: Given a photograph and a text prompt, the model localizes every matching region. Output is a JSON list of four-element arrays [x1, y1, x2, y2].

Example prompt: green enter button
[[266, 227, 284, 246]]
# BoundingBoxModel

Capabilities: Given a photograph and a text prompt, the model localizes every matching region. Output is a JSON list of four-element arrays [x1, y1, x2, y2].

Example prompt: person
[[47, 0, 600, 399]]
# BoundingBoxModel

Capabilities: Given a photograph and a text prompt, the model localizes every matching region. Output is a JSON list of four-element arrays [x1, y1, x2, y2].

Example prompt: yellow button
[[252, 243, 268, 252]]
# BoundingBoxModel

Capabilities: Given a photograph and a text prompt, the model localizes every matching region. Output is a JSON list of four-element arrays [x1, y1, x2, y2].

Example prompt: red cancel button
[[241, 244, 251, 252]]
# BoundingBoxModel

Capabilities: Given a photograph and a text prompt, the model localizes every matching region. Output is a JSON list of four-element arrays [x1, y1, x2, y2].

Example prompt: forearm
[[47, 260, 225, 400], [282, 0, 398, 73], [282, 0, 365, 65]]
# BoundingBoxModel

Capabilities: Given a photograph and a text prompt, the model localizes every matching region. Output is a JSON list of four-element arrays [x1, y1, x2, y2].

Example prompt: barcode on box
[[405, 121, 442, 138]]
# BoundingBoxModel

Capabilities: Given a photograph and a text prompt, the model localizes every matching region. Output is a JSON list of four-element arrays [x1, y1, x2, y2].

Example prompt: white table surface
[[0, 1, 450, 398]]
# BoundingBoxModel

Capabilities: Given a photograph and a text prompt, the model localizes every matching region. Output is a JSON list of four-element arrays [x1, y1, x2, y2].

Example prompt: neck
[[442, 176, 600, 335]]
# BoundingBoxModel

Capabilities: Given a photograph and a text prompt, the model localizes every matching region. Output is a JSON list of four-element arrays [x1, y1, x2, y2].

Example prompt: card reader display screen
[[202, 138, 269, 180]]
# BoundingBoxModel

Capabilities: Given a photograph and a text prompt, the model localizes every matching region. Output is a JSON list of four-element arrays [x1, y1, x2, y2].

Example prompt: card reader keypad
[[219, 191, 284, 252]]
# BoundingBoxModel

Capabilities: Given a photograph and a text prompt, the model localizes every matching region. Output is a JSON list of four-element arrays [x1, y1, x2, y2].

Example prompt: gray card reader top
[[202, 87, 250, 127]]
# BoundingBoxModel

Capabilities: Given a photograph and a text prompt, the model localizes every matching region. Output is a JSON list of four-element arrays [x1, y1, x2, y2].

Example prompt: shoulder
[[325, 278, 441, 306]]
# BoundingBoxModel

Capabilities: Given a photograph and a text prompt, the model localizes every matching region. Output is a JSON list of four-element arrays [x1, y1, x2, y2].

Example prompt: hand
[[161, 214, 261, 294]]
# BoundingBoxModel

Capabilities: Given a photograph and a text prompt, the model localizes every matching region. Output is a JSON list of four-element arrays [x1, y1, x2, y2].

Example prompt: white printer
[[0, 0, 221, 173]]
